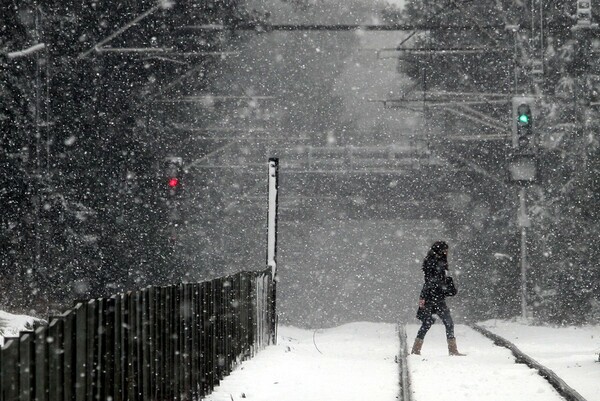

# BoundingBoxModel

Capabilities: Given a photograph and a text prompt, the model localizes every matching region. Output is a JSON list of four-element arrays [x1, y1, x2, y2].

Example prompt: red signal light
[[168, 178, 180, 188]]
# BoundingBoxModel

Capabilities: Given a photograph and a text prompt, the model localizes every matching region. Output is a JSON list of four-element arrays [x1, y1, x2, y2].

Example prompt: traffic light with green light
[[511, 96, 536, 155]]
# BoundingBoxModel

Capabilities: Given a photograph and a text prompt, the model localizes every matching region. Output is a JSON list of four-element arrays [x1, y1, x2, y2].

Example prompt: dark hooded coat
[[416, 242, 450, 320]]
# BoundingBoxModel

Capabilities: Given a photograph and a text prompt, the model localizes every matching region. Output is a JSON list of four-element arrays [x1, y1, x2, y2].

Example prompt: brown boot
[[447, 338, 466, 356], [411, 338, 424, 355]]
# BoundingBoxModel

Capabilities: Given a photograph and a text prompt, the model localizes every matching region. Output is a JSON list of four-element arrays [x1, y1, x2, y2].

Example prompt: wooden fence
[[0, 269, 276, 401]]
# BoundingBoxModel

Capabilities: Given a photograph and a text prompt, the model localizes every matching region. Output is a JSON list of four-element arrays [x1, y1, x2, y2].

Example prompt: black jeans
[[416, 300, 455, 340]]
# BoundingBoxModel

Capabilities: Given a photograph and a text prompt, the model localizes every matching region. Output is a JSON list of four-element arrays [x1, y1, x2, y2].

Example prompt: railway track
[[402, 324, 588, 401], [471, 324, 588, 401]]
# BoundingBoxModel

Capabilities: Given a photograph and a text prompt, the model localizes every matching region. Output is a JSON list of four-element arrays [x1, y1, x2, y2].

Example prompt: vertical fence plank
[[113, 295, 123, 401], [199, 282, 209, 397], [19, 332, 35, 401], [122, 292, 133, 401], [156, 287, 165, 401], [165, 287, 175, 399], [186, 283, 193, 400], [2, 339, 19, 401], [61, 310, 75, 401], [247, 272, 255, 358], [73, 303, 87, 401], [182, 283, 188, 400], [242, 272, 252, 360], [85, 300, 98, 401], [134, 291, 144, 401], [190, 283, 200, 400], [34, 323, 48, 401], [173, 285, 181, 401], [102, 298, 116, 401], [47, 318, 64, 401], [147, 287, 156, 401], [206, 279, 216, 393], [213, 278, 222, 383], [0, 340, 2, 400], [141, 288, 151, 401], [93, 300, 104, 401], [223, 277, 232, 376], [232, 274, 240, 366]]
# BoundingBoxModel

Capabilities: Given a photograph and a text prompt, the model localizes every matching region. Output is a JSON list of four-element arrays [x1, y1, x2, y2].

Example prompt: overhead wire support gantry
[[180, 22, 509, 33]]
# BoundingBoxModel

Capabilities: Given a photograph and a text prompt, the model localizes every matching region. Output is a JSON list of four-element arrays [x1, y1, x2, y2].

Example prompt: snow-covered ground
[[206, 322, 577, 401], [3, 313, 598, 401], [479, 320, 600, 401], [205, 323, 400, 401]]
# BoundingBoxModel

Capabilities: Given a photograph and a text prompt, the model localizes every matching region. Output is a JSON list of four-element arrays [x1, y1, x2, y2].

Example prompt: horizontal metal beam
[[443, 134, 509, 141], [7, 43, 46, 59], [403, 91, 511, 99], [181, 23, 508, 32], [153, 95, 274, 103], [95, 47, 240, 57], [386, 47, 511, 55], [381, 99, 509, 108]]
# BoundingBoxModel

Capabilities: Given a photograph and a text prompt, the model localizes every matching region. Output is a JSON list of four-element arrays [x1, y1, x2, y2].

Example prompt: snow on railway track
[[406, 324, 565, 401], [472, 324, 587, 401]]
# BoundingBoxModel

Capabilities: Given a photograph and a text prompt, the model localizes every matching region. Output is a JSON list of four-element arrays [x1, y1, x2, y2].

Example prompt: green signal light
[[518, 114, 530, 124]]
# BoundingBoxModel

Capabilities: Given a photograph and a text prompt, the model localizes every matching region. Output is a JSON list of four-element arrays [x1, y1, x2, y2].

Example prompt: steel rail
[[471, 324, 588, 401]]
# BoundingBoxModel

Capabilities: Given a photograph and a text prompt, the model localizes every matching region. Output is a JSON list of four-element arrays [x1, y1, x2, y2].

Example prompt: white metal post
[[267, 158, 279, 279]]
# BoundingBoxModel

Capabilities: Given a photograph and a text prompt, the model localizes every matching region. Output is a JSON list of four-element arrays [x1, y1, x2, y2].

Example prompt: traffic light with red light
[[163, 157, 184, 198], [161, 156, 184, 223]]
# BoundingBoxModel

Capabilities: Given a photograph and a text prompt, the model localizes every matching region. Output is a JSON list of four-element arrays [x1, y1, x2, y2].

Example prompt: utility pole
[[572, 1, 597, 180]]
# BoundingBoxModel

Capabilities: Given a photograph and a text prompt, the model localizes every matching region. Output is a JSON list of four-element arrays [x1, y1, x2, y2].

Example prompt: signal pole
[[509, 96, 537, 320]]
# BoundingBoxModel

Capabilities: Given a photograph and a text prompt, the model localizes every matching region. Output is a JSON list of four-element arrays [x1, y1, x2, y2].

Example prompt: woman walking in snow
[[411, 241, 465, 356]]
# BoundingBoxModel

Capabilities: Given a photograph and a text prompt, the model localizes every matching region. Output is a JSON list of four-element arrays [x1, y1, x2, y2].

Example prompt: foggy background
[[4, 0, 597, 327], [177, 0, 462, 328]]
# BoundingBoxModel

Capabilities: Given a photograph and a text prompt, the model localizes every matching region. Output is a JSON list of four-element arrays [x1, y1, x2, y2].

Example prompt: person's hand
[[418, 298, 425, 309]]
